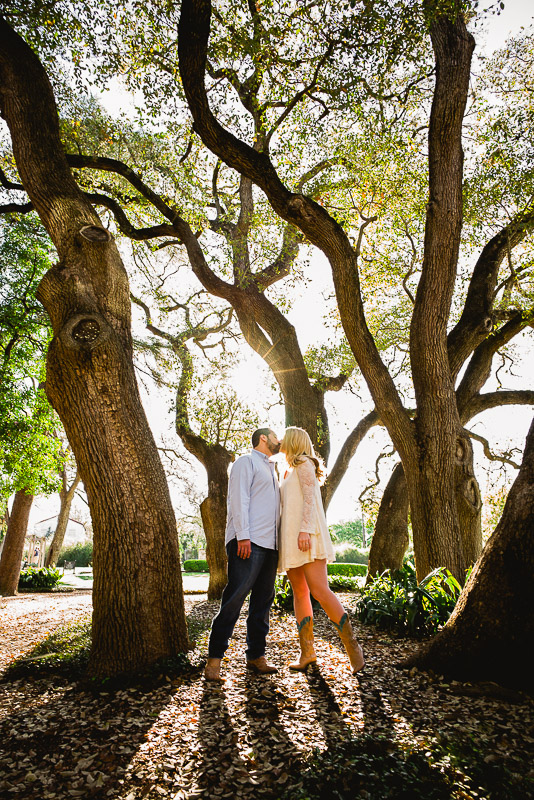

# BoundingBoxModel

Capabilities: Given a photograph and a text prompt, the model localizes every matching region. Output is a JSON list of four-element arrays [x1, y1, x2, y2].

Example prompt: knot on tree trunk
[[479, 316, 493, 334], [78, 225, 113, 243], [59, 312, 111, 352]]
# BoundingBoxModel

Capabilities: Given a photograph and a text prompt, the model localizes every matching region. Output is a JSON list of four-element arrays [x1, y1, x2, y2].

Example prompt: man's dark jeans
[[208, 538, 278, 660]]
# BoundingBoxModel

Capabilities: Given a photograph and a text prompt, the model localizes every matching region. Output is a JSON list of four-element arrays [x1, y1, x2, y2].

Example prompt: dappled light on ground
[[0, 594, 533, 799]]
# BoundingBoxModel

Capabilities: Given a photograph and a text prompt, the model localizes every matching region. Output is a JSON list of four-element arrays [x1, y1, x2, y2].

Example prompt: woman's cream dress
[[278, 457, 335, 573]]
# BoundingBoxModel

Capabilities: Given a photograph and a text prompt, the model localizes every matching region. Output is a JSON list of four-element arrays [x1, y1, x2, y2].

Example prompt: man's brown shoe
[[204, 657, 224, 682], [246, 656, 278, 675]]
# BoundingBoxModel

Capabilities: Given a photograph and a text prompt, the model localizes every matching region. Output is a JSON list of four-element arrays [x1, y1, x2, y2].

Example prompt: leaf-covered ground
[[0, 592, 533, 799]]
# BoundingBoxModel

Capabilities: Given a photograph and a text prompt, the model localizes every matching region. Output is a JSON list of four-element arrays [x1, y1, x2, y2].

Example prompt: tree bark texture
[[406, 15, 475, 582], [403, 415, 534, 690], [0, 489, 33, 596], [45, 469, 81, 567], [366, 464, 409, 582], [0, 18, 189, 675], [200, 456, 231, 600]]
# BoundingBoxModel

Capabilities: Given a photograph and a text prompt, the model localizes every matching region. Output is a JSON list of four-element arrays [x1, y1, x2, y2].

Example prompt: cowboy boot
[[289, 616, 317, 671], [204, 657, 224, 682], [332, 612, 365, 674], [246, 656, 278, 674]]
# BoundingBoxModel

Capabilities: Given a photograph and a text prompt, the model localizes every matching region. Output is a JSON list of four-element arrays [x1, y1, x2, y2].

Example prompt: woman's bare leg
[[301, 559, 345, 620], [287, 565, 313, 622]]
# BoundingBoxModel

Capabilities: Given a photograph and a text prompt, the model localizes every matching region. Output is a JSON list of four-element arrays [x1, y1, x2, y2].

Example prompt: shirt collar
[[251, 448, 271, 463]]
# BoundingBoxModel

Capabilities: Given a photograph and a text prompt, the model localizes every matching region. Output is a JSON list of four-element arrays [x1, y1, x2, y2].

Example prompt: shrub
[[356, 561, 462, 638], [183, 558, 208, 573], [273, 570, 361, 613], [57, 541, 93, 567], [328, 562, 367, 577], [272, 575, 295, 612], [334, 546, 369, 565], [327, 575, 361, 592], [18, 566, 62, 591]]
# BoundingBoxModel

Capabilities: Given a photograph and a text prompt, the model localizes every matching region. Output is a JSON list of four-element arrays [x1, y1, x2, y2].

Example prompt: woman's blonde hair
[[281, 427, 324, 482]]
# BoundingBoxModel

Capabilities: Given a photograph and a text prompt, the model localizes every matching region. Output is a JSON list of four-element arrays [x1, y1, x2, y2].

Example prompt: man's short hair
[[252, 427, 273, 448]]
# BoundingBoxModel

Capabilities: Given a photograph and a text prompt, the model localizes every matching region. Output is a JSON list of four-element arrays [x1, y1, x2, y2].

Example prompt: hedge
[[182, 560, 367, 576], [327, 563, 367, 578], [57, 541, 93, 568], [18, 567, 62, 591], [183, 559, 209, 573]]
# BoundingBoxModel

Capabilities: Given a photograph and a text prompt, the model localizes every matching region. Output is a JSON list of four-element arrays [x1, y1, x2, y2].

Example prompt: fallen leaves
[[0, 593, 533, 799]]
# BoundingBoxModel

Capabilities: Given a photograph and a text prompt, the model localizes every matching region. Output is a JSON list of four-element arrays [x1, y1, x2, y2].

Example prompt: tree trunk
[[366, 463, 409, 582], [402, 416, 534, 691], [455, 430, 482, 568], [0, 18, 189, 676], [200, 454, 232, 600], [0, 489, 33, 596], [368, 434, 481, 584], [45, 470, 81, 567]]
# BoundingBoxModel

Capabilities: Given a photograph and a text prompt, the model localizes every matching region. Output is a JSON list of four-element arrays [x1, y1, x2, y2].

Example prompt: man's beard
[[268, 442, 280, 455]]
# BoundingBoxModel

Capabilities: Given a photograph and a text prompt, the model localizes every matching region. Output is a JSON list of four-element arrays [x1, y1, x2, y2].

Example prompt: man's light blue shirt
[[225, 449, 280, 550]]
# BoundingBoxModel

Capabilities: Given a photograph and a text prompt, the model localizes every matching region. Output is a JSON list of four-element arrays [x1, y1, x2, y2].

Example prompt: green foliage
[[356, 561, 462, 638], [58, 541, 93, 567], [326, 575, 362, 593], [0, 216, 65, 497], [183, 559, 208, 573], [18, 566, 62, 590], [2, 619, 92, 680], [272, 576, 295, 613], [334, 547, 369, 565], [329, 519, 372, 548], [327, 562, 367, 577]]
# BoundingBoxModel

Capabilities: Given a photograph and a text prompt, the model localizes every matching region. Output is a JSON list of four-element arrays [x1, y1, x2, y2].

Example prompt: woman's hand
[[298, 531, 311, 552]]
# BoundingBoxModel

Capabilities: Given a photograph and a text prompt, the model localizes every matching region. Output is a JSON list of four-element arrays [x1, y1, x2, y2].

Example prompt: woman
[[279, 427, 364, 674]]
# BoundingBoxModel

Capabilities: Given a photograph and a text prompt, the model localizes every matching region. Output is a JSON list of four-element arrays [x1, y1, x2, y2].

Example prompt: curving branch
[[86, 192, 179, 241], [448, 206, 534, 381], [463, 389, 534, 421], [178, 0, 414, 458], [467, 430, 521, 470], [322, 410, 380, 510]]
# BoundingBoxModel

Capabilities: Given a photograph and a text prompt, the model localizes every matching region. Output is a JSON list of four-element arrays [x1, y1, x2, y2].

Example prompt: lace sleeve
[[296, 458, 317, 533]]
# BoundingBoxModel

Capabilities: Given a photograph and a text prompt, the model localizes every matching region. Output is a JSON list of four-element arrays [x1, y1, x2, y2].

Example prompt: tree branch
[[467, 430, 521, 469], [463, 390, 534, 421], [323, 410, 380, 510]]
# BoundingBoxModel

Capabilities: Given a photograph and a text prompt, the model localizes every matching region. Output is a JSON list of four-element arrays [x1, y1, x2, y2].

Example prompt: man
[[204, 427, 281, 682]]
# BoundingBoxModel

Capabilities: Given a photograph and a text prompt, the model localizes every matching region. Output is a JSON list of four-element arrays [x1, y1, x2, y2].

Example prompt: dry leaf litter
[[0, 591, 533, 799]]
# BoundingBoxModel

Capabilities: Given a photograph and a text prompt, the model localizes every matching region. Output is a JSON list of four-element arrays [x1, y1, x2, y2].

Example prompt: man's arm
[[227, 456, 253, 559]]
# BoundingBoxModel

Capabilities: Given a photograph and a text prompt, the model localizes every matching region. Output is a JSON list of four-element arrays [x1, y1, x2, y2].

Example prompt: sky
[[22, 0, 534, 539]]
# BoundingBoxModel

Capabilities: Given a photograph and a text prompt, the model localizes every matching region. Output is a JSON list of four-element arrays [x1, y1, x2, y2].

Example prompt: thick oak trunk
[[0, 18, 189, 676], [455, 430, 482, 567], [403, 416, 534, 690], [45, 471, 80, 567], [366, 464, 408, 582], [200, 453, 231, 600], [370, 433, 481, 583], [0, 489, 33, 596]]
